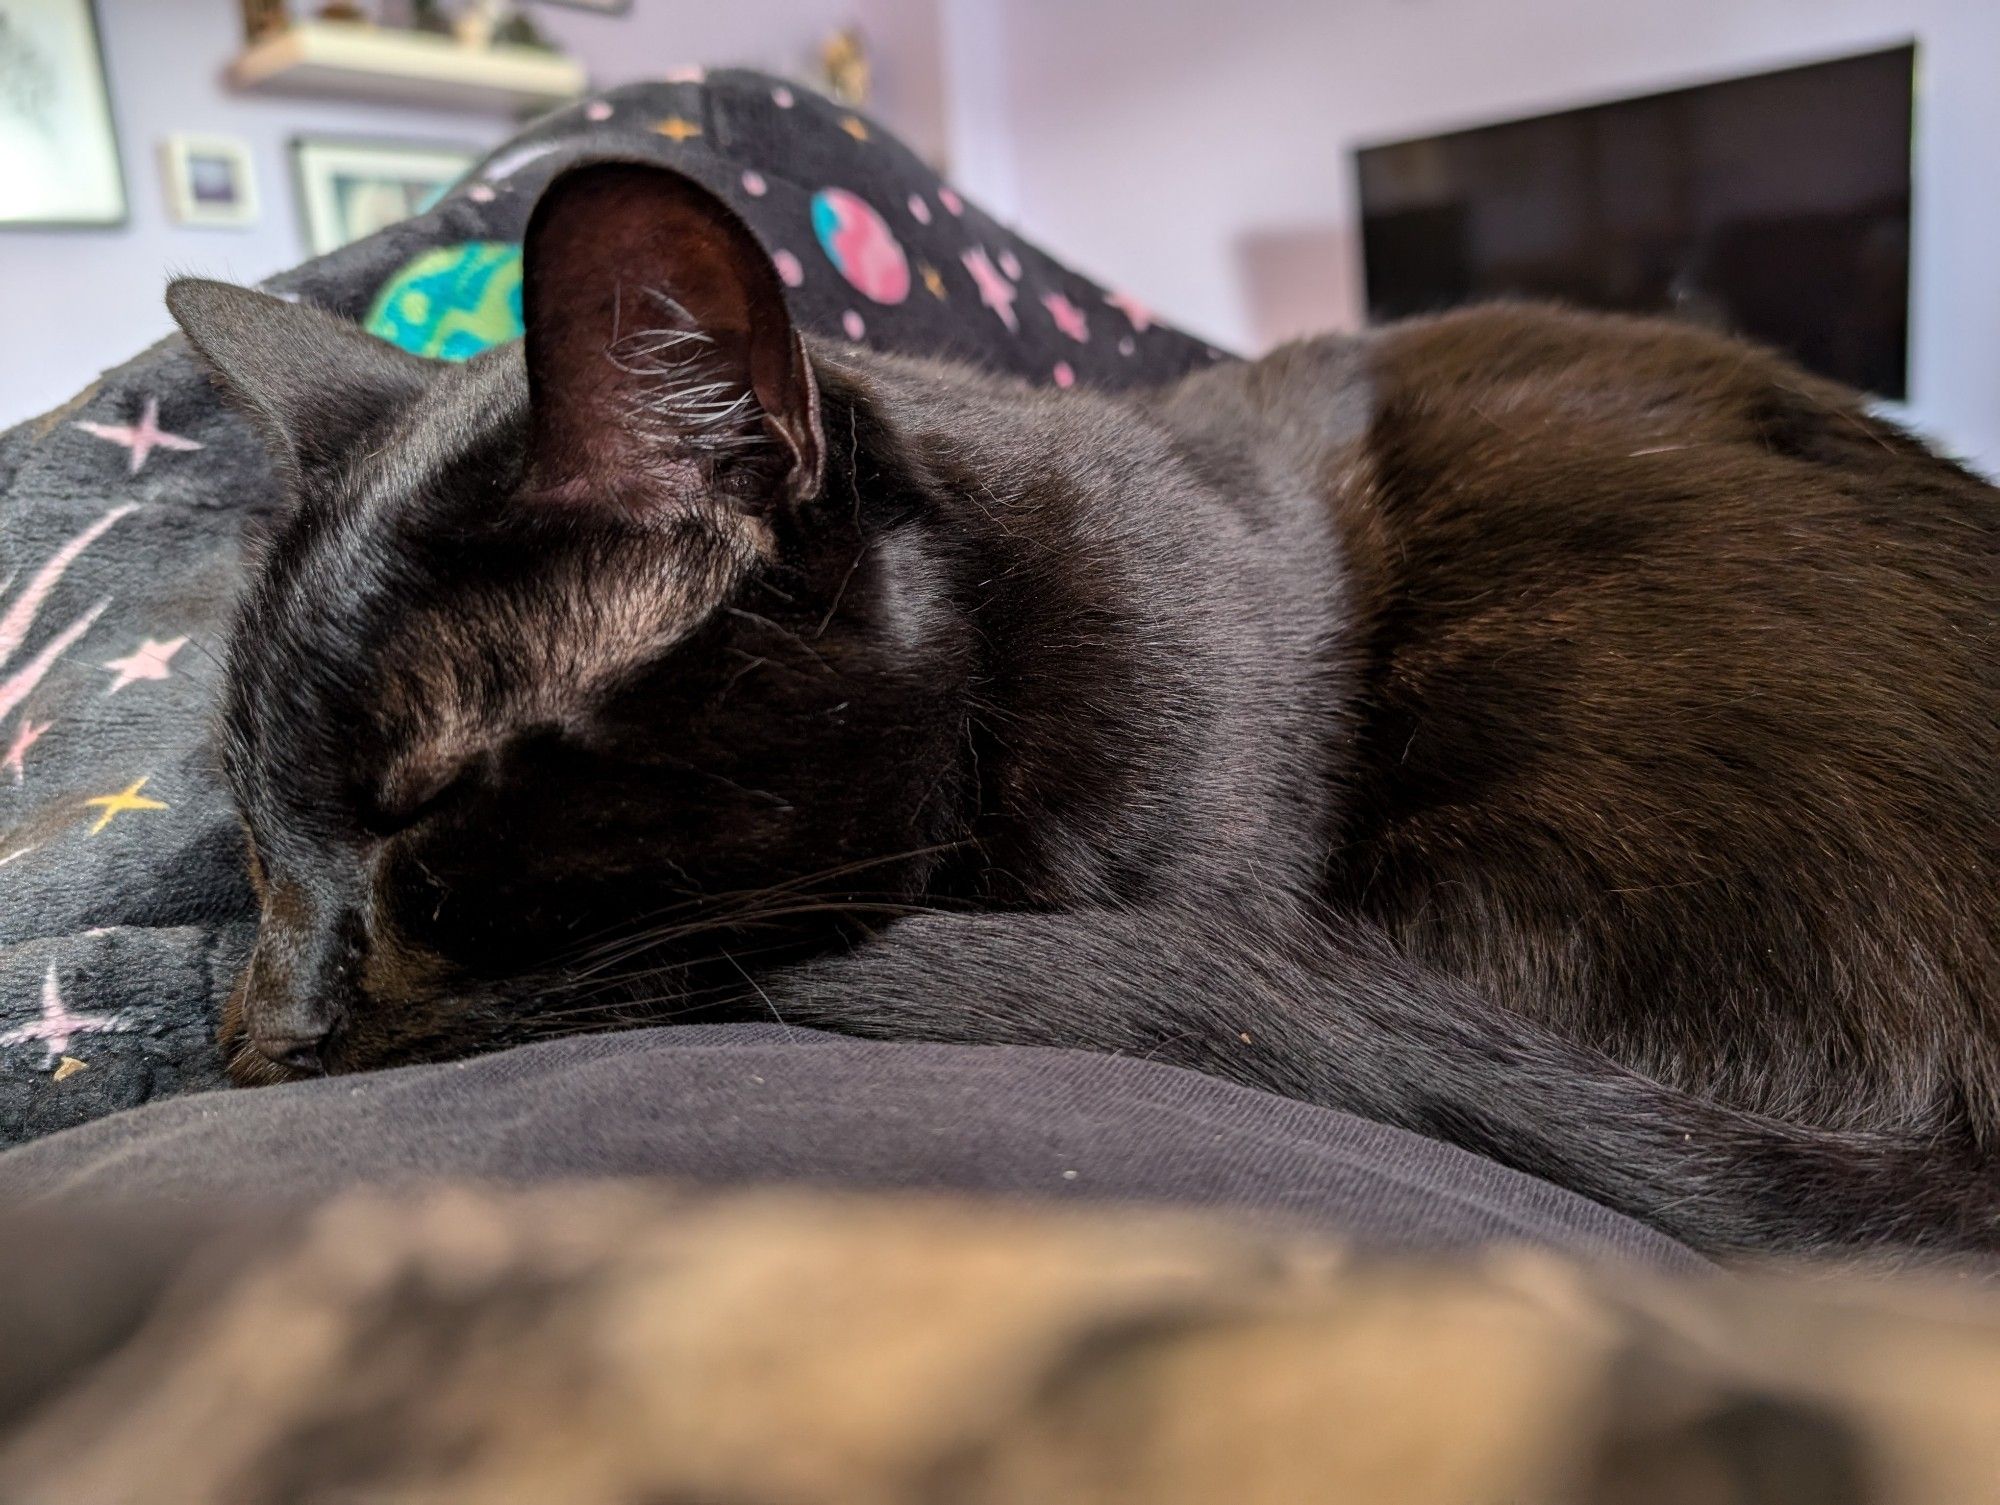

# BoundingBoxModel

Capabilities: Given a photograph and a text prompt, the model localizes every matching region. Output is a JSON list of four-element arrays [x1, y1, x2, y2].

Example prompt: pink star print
[[102, 635, 187, 695], [1104, 289, 1154, 333], [3, 717, 48, 785], [962, 247, 1018, 332], [74, 398, 203, 474], [1042, 291, 1090, 342], [0, 964, 127, 1068]]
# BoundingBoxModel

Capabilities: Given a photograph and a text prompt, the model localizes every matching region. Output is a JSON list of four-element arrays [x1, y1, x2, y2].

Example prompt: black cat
[[167, 161, 1999, 1257]]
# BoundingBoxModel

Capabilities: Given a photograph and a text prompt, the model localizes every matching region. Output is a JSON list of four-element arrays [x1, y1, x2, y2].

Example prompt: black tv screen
[[1356, 46, 1914, 398]]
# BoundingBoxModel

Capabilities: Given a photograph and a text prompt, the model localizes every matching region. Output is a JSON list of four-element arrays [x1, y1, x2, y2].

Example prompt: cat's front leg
[[763, 907, 1999, 1258]]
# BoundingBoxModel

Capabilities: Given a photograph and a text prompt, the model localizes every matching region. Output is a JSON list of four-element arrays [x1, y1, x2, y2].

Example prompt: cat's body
[[1164, 321, 1999, 1142], [168, 162, 1998, 1257]]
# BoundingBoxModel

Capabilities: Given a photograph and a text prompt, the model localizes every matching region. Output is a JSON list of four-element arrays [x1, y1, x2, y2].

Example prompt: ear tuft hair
[[520, 160, 824, 520], [606, 290, 770, 462]]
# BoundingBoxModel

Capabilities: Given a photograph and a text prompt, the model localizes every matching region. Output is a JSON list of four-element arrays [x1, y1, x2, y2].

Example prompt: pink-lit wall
[[945, 0, 2000, 471]]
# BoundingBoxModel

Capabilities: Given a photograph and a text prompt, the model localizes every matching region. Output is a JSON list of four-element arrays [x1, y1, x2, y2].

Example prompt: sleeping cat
[[167, 160, 1998, 1257]]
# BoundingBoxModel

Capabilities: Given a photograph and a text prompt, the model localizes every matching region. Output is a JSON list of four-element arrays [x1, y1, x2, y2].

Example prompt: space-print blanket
[[0, 70, 1224, 1146]]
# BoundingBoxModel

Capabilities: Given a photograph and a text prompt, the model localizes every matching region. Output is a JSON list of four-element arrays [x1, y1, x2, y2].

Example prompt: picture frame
[[290, 135, 479, 256], [159, 133, 259, 228], [0, 0, 127, 228]]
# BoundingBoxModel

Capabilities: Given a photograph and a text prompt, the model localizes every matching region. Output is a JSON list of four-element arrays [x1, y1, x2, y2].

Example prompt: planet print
[[810, 188, 910, 304], [365, 241, 523, 360]]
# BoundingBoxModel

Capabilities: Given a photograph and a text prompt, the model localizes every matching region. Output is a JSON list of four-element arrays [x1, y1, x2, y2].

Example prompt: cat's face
[[171, 163, 975, 1082]]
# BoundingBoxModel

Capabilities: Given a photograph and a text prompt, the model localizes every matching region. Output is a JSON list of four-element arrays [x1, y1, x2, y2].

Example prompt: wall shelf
[[228, 23, 585, 114]]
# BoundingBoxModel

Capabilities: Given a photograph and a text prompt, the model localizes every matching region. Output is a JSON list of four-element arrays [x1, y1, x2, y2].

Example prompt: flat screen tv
[[1356, 46, 1914, 398]]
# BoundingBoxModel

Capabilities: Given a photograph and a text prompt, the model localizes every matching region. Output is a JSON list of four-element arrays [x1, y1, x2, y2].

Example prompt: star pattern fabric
[[101, 636, 187, 695], [962, 247, 1020, 332], [83, 778, 168, 835], [73, 398, 203, 474], [2, 718, 47, 785], [1043, 291, 1090, 342], [1105, 290, 1155, 333], [0, 966, 127, 1068]]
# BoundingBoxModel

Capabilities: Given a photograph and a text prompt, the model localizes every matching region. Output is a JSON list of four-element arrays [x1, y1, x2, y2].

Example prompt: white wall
[[947, 0, 2000, 472], [0, 0, 882, 431]]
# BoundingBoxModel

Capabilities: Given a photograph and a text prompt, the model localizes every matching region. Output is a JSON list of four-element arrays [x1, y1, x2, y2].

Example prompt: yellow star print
[[839, 115, 869, 142], [654, 116, 702, 142], [920, 263, 947, 299], [84, 777, 167, 835]]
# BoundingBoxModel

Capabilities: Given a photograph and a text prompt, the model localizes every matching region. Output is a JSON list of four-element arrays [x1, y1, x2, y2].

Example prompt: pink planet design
[[843, 310, 867, 340], [741, 169, 768, 197], [938, 186, 964, 216], [810, 188, 910, 305], [1052, 361, 1076, 388], [907, 193, 932, 224], [771, 249, 805, 287]]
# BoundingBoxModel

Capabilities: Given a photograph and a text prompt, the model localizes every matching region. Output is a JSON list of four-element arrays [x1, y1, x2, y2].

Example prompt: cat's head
[[171, 162, 979, 1082]]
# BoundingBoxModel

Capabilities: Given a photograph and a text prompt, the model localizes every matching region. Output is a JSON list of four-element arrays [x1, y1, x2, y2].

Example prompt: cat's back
[[1308, 304, 1998, 1139]]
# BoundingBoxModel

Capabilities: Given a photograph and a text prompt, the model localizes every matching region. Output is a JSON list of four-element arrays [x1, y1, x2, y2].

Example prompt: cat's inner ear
[[521, 160, 825, 516], [165, 279, 429, 482]]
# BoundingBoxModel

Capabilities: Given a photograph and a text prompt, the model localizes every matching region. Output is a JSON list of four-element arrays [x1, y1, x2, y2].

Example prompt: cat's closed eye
[[365, 759, 480, 839]]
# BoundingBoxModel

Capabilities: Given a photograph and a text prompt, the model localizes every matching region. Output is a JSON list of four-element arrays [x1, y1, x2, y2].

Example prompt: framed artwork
[[0, 0, 126, 228], [290, 136, 478, 256], [159, 133, 258, 228]]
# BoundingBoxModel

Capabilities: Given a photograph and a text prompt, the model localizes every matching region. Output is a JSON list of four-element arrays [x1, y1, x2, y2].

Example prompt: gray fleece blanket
[[0, 70, 1221, 1146]]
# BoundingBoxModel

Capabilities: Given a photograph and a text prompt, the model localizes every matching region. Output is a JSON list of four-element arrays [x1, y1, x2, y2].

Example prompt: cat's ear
[[167, 279, 430, 482], [520, 159, 824, 516]]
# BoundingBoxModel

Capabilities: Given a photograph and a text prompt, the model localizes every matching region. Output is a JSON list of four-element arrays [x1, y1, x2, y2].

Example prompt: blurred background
[[2, 0, 1994, 472]]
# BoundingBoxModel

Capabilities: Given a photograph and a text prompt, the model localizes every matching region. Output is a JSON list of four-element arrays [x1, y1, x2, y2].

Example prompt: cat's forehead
[[369, 521, 750, 750], [233, 374, 765, 804]]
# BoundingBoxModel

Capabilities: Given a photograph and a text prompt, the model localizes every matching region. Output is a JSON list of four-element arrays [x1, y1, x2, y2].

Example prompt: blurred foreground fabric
[[3, 1180, 1997, 1504]]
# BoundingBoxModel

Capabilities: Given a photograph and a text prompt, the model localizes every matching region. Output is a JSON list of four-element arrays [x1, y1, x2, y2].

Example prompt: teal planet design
[[365, 241, 523, 360]]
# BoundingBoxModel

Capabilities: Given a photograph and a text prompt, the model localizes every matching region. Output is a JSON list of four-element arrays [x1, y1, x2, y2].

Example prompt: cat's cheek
[[358, 916, 457, 1010], [216, 976, 248, 1060]]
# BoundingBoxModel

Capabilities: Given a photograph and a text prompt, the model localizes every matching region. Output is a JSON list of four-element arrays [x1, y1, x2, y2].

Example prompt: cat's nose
[[254, 1032, 328, 1076]]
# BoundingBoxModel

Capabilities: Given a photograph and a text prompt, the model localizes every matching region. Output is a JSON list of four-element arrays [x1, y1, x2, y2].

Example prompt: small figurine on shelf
[[819, 26, 870, 106], [406, 0, 453, 36], [452, 0, 509, 47], [493, 5, 555, 52], [239, 0, 289, 42], [448, 0, 555, 52]]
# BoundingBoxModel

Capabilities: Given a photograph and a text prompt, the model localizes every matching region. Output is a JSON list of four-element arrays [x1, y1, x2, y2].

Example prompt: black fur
[[167, 162, 1999, 1258]]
